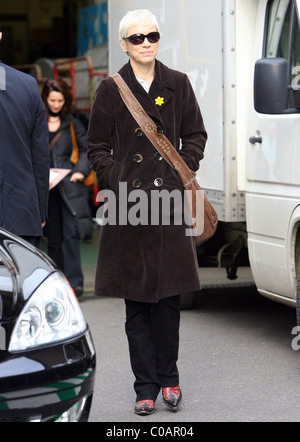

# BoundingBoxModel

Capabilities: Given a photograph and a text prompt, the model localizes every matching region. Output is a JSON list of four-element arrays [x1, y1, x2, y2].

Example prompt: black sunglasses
[[125, 32, 160, 45]]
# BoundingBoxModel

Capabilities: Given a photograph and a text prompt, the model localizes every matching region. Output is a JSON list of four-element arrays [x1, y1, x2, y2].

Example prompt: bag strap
[[70, 121, 79, 164], [49, 129, 64, 150], [111, 73, 195, 187]]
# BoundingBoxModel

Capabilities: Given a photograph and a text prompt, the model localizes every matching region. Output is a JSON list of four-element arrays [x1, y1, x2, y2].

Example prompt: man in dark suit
[[0, 28, 49, 247]]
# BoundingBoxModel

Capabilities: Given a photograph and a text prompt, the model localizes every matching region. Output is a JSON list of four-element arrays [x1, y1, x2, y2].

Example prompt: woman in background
[[42, 78, 92, 298]]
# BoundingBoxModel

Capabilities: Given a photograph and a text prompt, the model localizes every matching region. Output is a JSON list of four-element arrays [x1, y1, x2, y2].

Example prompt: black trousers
[[125, 295, 181, 402], [21, 236, 41, 249], [44, 187, 83, 289]]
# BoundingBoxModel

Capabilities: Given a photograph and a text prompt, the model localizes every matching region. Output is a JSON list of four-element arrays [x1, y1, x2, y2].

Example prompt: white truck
[[107, 0, 300, 309]]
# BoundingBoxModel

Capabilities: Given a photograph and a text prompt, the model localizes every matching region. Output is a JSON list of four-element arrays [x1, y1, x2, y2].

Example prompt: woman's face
[[120, 23, 159, 67], [47, 91, 65, 114]]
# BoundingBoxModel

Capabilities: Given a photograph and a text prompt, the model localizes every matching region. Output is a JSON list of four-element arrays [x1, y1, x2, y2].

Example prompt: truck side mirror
[[254, 58, 289, 114]]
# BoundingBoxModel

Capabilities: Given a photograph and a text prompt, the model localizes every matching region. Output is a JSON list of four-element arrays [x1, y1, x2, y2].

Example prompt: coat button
[[135, 128, 144, 137], [133, 179, 142, 188], [156, 126, 164, 135], [154, 178, 163, 187], [133, 154, 143, 164], [154, 152, 163, 162]]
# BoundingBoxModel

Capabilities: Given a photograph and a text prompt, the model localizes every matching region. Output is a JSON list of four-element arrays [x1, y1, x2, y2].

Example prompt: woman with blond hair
[[88, 9, 207, 415]]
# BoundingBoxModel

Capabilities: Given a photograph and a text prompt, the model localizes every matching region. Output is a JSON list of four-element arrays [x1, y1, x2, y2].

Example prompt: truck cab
[[247, 0, 300, 307]]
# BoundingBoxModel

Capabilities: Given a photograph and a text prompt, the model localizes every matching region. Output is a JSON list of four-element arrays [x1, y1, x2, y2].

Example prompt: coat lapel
[[118, 60, 175, 126]]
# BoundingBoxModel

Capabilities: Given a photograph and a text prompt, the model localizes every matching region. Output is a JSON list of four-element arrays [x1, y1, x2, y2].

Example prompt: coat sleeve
[[30, 86, 50, 222], [179, 74, 207, 172], [87, 79, 120, 190]]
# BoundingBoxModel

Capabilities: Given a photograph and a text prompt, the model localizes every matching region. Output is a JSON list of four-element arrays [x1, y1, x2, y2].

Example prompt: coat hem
[[93, 283, 201, 304]]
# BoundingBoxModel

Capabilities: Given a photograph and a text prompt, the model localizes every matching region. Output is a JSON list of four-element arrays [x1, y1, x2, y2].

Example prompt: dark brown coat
[[87, 60, 207, 303]]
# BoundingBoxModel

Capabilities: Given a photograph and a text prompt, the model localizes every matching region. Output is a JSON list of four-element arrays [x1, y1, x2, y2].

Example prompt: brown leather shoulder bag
[[70, 121, 95, 187]]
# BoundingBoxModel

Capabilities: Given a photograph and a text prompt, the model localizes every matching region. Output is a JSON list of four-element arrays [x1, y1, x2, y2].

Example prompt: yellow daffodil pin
[[155, 96, 165, 106]]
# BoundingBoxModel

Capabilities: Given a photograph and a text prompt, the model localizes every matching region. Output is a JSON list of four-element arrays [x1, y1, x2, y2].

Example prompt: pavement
[[80, 267, 300, 422]]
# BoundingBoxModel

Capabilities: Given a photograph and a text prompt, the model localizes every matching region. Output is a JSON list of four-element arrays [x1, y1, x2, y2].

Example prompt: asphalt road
[[80, 283, 300, 423]]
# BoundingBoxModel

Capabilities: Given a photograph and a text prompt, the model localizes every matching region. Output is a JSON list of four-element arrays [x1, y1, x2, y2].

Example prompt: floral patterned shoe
[[134, 399, 155, 416], [162, 385, 182, 411]]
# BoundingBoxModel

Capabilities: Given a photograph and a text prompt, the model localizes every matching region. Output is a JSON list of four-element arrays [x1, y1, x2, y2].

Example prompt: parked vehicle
[[0, 228, 95, 422], [108, 0, 300, 309]]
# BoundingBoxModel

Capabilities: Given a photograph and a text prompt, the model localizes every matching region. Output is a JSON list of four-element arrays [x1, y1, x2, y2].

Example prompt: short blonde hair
[[119, 9, 160, 40]]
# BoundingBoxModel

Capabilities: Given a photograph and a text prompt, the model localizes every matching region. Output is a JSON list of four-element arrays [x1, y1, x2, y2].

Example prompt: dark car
[[0, 228, 95, 422]]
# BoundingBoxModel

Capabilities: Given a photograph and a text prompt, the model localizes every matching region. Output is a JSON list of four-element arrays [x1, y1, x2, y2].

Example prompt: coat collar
[[59, 114, 73, 130], [118, 60, 175, 124]]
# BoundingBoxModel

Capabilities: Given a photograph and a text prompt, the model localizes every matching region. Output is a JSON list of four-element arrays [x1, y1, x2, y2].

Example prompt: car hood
[[0, 229, 57, 320]]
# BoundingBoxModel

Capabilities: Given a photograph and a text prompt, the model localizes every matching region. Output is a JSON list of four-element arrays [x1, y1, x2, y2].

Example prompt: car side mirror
[[254, 58, 289, 114]]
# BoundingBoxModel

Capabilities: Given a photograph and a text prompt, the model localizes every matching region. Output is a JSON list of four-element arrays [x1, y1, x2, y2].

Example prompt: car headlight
[[9, 272, 87, 352]]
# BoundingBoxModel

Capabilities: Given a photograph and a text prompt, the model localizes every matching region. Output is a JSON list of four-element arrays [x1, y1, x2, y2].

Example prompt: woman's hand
[[70, 172, 85, 183]]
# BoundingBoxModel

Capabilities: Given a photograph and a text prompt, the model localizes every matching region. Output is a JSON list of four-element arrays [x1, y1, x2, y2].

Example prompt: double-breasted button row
[[135, 126, 164, 138], [132, 178, 164, 188], [132, 125, 164, 189], [133, 152, 163, 163]]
